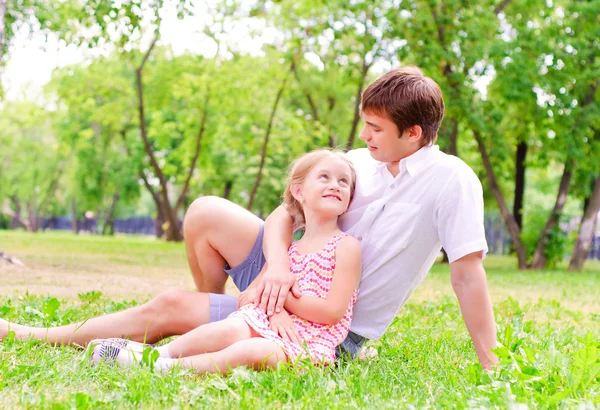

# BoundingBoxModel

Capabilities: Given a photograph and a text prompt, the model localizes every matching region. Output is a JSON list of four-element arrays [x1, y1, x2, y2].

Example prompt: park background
[[0, 0, 599, 408]]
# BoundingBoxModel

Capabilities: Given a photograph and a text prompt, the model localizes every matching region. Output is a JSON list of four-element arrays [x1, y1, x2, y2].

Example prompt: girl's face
[[296, 156, 353, 218]]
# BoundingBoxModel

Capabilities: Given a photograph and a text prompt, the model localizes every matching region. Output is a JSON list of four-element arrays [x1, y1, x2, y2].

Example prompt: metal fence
[[39, 215, 600, 260]]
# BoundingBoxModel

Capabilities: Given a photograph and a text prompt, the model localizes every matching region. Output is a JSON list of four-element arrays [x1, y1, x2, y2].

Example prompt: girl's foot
[[90, 338, 144, 366], [89, 338, 154, 353], [90, 339, 175, 371]]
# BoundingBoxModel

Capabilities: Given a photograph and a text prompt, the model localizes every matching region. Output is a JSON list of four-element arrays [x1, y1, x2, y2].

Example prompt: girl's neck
[[301, 213, 340, 241]]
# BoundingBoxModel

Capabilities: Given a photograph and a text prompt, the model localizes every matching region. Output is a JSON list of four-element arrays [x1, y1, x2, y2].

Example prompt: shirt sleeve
[[435, 164, 488, 263]]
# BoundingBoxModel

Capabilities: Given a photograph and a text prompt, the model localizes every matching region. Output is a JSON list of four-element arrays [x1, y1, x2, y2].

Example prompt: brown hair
[[283, 149, 356, 229], [361, 66, 445, 146]]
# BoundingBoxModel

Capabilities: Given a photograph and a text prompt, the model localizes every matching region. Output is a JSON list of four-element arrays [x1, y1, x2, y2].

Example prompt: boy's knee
[[183, 196, 229, 236], [142, 291, 186, 322]]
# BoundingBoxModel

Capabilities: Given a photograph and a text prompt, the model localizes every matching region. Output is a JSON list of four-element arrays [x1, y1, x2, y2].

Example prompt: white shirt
[[340, 145, 488, 340]]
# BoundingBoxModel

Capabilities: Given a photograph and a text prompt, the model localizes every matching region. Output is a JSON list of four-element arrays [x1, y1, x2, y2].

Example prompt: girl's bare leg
[[161, 338, 286, 374], [164, 318, 254, 358], [91, 318, 257, 365]]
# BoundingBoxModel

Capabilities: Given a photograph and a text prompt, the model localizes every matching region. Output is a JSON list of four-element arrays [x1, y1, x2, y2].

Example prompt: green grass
[[1, 230, 599, 409]]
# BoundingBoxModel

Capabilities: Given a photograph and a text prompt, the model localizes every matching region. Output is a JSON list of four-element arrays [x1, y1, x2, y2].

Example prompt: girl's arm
[[283, 236, 361, 325], [253, 205, 300, 315]]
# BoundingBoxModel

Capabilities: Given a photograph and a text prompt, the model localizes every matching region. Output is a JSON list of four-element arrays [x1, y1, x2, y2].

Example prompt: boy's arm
[[283, 236, 361, 325], [253, 204, 300, 315], [450, 251, 497, 369]]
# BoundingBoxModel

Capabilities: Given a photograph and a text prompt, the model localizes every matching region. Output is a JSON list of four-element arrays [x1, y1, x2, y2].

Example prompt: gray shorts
[[208, 222, 367, 359]]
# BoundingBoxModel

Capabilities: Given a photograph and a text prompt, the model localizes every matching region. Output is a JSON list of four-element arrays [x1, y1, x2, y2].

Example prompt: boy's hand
[[269, 309, 302, 345], [237, 287, 257, 309], [254, 261, 302, 316]]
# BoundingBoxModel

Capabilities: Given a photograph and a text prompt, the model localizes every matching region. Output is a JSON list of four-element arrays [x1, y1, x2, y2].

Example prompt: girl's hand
[[237, 287, 257, 309], [269, 310, 302, 345]]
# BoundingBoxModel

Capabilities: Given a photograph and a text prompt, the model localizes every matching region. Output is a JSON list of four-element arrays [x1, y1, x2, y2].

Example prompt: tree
[[0, 101, 64, 232], [569, 172, 600, 270]]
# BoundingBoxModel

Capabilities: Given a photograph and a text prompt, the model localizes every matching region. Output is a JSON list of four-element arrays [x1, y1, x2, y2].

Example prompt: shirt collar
[[373, 145, 440, 177]]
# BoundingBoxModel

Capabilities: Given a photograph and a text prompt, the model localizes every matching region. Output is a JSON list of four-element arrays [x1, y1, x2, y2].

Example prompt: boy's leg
[[162, 338, 286, 374], [183, 196, 264, 294], [1, 197, 263, 346], [0, 290, 210, 346]]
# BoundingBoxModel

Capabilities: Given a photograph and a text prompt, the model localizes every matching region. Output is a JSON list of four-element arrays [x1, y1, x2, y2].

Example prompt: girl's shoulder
[[334, 234, 361, 254], [329, 232, 361, 257]]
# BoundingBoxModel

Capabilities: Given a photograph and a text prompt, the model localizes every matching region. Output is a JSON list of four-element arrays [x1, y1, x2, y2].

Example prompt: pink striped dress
[[228, 232, 358, 365]]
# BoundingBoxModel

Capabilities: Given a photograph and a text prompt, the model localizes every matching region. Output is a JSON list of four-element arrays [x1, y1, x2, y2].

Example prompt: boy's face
[[358, 111, 420, 164]]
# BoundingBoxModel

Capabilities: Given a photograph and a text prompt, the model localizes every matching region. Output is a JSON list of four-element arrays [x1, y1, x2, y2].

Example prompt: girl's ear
[[290, 183, 303, 203]]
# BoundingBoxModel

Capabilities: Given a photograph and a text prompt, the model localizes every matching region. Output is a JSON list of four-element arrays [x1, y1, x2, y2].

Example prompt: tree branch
[[135, 29, 172, 206], [176, 86, 211, 213], [473, 130, 528, 268], [531, 158, 574, 268], [247, 63, 291, 210], [291, 59, 320, 122], [120, 130, 161, 207], [345, 57, 372, 151], [494, 0, 512, 15]]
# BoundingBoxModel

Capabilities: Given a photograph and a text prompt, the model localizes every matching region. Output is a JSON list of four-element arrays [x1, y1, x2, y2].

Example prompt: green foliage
[[1, 287, 599, 407]]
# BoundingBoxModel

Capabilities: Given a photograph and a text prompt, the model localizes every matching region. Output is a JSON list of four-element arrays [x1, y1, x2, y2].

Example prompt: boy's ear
[[407, 125, 423, 142], [290, 183, 303, 203]]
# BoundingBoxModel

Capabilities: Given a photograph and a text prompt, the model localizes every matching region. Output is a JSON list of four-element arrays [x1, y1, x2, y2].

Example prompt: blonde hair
[[283, 149, 356, 229]]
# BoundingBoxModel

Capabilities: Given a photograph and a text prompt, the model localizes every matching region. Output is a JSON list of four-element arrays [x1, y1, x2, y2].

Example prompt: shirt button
[[358, 236, 363, 241], [390, 184, 395, 189]]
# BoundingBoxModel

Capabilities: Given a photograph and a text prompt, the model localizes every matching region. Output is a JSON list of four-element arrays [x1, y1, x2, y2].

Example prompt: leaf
[[42, 297, 61, 319], [24, 306, 45, 319], [547, 389, 571, 405]]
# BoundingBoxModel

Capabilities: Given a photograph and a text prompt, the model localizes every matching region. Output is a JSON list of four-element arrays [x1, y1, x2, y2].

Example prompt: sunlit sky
[[2, 3, 280, 100]]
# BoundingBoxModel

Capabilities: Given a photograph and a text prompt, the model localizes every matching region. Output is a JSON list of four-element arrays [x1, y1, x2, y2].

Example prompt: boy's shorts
[[207, 221, 368, 359]]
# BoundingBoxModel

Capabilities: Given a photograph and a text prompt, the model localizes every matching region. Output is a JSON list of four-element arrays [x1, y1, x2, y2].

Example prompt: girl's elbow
[[325, 309, 345, 325]]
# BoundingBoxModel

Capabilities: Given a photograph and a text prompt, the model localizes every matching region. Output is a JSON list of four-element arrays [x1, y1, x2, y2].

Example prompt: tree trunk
[[345, 59, 371, 152], [222, 180, 233, 200], [9, 197, 29, 230], [102, 192, 120, 236], [71, 198, 80, 234], [247, 67, 290, 210], [531, 159, 574, 269], [155, 203, 165, 239], [447, 119, 458, 157], [513, 141, 528, 229], [569, 173, 600, 271], [42, 215, 57, 231], [474, 130, 528, 269], [135, 33, 183, 241], [27, 201, 40, 232]]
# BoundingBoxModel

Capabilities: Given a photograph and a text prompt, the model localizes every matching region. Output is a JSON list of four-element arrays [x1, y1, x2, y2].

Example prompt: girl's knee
[[221, 318, 252, 345], [243, 339, 286, 368]]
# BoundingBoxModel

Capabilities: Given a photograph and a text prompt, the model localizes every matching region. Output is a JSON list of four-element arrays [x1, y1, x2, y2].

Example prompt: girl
[[91, 149, 362, 373]]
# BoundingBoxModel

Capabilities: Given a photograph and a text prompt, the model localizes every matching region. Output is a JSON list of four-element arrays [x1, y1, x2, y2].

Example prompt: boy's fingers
[[259, 283, 273, 313], [266, 285, 281, 316], [253, 282, 265, 306], [274, 287, 287, 314]]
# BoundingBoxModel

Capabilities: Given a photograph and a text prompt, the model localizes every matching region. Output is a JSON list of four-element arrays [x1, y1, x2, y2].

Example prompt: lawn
[[1, 230, 599, 409]]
